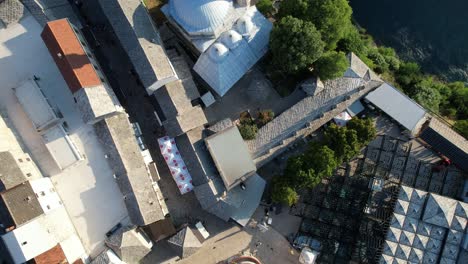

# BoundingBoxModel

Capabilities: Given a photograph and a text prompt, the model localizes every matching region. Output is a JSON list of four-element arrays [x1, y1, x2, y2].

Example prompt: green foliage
[[454, 120, 468, 139], [271, 177, 299, 206], [277, 0, 310, 20], [396, 62, 422, 92], [412, 78, 442, 112], [447, 82, 468, 119], [307, 0, 353, 50], [336, 26, 368, 57], [238, 119, 258, 140], [257, 0, 274, 16], [323, 124, 360, 162], [314, 51, 349, 80], [257, 109, 275, 127], [270, 16, 325, 74], [271, 118, 377, 204], [347, 118, 376, 144], [304, 142, 339, 179]]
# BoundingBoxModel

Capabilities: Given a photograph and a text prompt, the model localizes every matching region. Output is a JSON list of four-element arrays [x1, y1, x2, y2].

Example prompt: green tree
[[324, 124, 360, 162], [336, 26, 368, 58], [396, 62, 422, 94], [283, 155, 322, 189], [270, 16, 325, 74], [308, 0, 353, 50], [238, 120, 258, 140], [304, 143, 338, 179], [448, 82, 468, 119], [454, 120, 468, 139], [277, 0, 310, 20], [271, 177, 299, 206], [413, 78, 442, 112], [314, 51, 349, 80], [347, 118, 376, 144], [367, 48, 389, 74], [257, 0, 274, 16]]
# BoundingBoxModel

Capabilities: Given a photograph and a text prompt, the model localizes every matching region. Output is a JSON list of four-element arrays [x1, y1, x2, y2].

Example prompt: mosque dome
[[235, 15, 254, 36], [208, 43, 229, 62], [220, 30, 243, 49], [170, 0, 235, 34]]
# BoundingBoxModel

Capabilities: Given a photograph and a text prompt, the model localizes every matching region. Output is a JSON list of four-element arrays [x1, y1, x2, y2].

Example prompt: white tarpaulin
[[158, 136, 193, 194], [333, 111, 352, 127]]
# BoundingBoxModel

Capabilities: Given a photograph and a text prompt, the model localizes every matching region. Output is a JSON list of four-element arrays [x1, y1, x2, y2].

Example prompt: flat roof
[[42, 125, 81, 170], [13, 80, 59, 130], [205, 126, 256, 190], [41, 19, 102, 93], [366, 83, 427, 133], [0, 13, 128, 255], [2, 207, 79, 263]]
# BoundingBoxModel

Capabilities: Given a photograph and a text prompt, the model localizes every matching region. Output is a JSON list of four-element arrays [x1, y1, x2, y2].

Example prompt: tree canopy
[[270, 16, 325, 74], [347, 118, 376, 144], [307, 0, 352, 50], [271, 177, 299, 206], [313, 51, 349, 80], [256, 0, 274, 16]]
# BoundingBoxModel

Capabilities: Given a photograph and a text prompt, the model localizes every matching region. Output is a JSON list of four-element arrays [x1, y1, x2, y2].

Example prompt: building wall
[[29, 178, 62, 214]]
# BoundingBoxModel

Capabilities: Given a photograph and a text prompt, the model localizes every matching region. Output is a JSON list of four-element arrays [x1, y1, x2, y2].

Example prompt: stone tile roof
[[0, 0, 24, 27], [106, 226, 152, 263], [420, 117, 468, 172], [94, 113, 164, 226], [379, 186, 468, 264], [0, 151, 27, 191], [0, 181, 43, 227], [167, 226, 202, 259], [248, 77, 382, 157], [97, 0, 177, 93]]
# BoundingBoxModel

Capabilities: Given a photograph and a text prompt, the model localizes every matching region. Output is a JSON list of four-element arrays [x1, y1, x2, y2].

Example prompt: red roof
[[32, 244, 67, 264], [41, 19, 102, 94]]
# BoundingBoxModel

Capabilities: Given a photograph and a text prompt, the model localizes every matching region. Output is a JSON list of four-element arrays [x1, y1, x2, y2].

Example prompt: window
[[21, 241, 27, 246], [26, 157, 31, 161], [18, 158, 23, 163], [26, 173, 32, 177], [40, 191, 45, 196], [46, 205, 51, 210]]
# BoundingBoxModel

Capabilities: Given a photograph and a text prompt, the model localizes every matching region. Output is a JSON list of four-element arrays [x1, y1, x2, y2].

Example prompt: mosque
[[162, 0, 272, 97]]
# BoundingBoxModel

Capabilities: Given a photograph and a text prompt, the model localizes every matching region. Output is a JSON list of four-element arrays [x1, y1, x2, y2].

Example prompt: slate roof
[[153, 49, 207, 137], [0, 0, 24, 27], [167, 226, 202, 259], [0, 151, 27, 191], [379, 186, 468, 263], [365, 83, 427, 134], [175, 123, 265, 226], [248, 78, 382, 157], [94, 113, 164, 226], [0, 181, 43, 228], [97, 0, 177, 93], [247, 53, 383, 159], [105, 226, 152, 263], [419, 117, 468, 172]]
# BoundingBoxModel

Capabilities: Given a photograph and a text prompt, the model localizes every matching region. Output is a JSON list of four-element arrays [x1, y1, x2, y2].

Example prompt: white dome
[[220, 30, 243, 49], [235, 16, 254, 36], [170, 0, 234, 34], [208, 43, 229, 62]]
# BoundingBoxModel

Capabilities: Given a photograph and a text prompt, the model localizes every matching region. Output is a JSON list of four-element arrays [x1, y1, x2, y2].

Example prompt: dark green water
[[350, 0, 468, 82]]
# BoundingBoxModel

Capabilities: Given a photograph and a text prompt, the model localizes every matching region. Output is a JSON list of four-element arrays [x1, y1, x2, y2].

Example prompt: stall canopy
[[333, 111, 352, 127], [158, 136, 194, 194]]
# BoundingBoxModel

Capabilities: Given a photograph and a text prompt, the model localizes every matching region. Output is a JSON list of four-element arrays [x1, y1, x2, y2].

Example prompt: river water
[[350, 0, 468, 83]]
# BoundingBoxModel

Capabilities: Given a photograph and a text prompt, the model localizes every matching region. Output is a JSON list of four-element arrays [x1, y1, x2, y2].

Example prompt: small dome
[[235, 16, 254, 36], [170, 0, 234, 34], [208, 43, 229, 62], [220, 30, 243, 49]]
